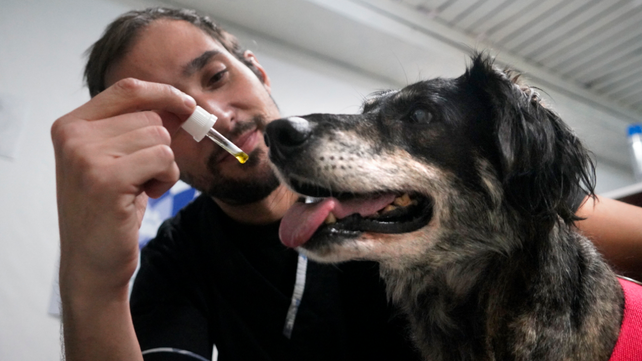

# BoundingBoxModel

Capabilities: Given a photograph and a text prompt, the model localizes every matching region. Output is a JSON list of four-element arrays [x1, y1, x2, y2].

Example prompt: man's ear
[[244, 50, 272, 92]]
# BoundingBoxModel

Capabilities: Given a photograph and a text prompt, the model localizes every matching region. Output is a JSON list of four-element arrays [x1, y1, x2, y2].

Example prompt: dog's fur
[[264, 54, 624, 361]]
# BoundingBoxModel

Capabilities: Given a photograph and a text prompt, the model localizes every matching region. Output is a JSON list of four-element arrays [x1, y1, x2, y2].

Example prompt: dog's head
[[265, 53, 595, 268]]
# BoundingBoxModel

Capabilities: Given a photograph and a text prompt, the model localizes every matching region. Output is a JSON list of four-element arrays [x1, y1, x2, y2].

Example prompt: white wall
[[0, 0, 636, 360], [0, 0, 136, 359]]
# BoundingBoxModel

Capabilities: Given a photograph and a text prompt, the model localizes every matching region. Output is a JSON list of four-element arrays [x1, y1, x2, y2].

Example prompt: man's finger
[[88, 111, 165, 140], [70, 78, 196, 122], [105, 124, 172, 157], [115, 144, 180, 192]]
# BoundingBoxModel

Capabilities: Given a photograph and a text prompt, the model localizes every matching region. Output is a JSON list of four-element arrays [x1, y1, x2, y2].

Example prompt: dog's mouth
[[279, 178, 434, 248]]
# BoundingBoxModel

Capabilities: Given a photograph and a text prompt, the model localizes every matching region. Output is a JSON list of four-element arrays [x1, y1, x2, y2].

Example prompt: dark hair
[[84, 7, 263, 97]]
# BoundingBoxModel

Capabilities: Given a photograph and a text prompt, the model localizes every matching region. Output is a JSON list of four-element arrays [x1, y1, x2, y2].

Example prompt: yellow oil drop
[[235, 152, 249, 164]]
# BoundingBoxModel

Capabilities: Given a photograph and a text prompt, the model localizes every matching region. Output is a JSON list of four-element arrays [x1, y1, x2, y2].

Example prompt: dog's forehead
[[362, 78, 459, 114], [362, 89, 398, 112]]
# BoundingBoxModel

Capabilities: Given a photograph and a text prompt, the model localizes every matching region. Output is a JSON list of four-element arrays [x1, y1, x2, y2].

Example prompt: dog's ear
[[463, 53, 595, 226]]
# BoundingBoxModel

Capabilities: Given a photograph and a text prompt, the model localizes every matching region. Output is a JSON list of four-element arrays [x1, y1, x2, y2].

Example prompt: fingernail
[[183, 94, 196, 108]]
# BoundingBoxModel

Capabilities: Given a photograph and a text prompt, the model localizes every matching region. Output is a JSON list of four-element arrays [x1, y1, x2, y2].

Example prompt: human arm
[[575, 195, 642, 281], [51, 78, 195, 361]]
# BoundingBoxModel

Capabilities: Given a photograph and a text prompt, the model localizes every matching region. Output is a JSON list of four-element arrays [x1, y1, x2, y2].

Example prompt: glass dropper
[[181, 106, 249, 164]]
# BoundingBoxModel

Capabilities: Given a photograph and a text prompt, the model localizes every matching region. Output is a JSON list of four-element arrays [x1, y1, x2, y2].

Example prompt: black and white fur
[[265, 54, 624, 361]]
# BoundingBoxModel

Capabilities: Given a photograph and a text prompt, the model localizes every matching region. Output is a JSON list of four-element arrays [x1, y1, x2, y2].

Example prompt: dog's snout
[[265, 117, 312, 159]]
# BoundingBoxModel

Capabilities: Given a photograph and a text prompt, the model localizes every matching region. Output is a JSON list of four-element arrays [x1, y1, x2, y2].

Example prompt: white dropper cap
[[182, 106, 217, 142]]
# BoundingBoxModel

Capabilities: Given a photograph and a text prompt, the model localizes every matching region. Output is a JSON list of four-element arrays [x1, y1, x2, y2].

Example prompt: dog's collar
[[609, 277, 642, 361]]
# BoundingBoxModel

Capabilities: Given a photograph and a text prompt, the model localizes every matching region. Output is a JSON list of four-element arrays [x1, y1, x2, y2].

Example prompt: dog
[[264, 54, 640, 361]]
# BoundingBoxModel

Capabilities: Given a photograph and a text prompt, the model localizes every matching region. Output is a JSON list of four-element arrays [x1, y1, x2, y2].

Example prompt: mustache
[[228, 114, 269, 139]]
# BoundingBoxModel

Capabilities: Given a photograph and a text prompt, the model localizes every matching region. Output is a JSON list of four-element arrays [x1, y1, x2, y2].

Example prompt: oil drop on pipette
[[181, 106, 249, 164]]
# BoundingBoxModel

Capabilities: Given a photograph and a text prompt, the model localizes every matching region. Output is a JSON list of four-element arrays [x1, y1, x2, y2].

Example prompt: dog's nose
[[265, 117, 312, 158]]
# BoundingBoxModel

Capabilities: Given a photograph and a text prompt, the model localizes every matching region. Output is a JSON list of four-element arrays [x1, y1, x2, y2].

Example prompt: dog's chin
[[279, 178, 434, 262]]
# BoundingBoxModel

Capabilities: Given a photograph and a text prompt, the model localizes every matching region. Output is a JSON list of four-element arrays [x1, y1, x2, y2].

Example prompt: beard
[[181, 114, 281, 206], [203, 146, 281, 205]]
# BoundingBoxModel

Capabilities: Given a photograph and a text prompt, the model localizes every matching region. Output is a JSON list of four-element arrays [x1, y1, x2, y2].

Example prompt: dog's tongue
[[280, 194, 396, 248]]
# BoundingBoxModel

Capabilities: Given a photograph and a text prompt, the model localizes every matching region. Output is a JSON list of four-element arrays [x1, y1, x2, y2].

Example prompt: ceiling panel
[[387, 0, 642, 113]]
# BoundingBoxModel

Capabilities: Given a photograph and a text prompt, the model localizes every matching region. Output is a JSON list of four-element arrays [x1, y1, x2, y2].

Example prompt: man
[[52, 7, 642, 361]]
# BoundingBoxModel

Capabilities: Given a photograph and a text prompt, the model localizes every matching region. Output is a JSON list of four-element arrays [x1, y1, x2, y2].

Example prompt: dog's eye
[[408, 109, 432, 124]]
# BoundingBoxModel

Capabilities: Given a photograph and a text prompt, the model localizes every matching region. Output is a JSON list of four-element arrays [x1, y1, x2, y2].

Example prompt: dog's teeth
[[382, 204, 397, 213], [394, 193, 412, 207], [305, 197, 323, 204], [324, 212, 337, 224]]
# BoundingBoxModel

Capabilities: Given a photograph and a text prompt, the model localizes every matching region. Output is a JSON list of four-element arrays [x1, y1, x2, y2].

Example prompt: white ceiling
[[379, 0, 642, 114], [166, 0, 641, 171]]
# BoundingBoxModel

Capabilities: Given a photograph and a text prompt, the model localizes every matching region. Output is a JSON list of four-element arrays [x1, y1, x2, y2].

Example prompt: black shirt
[[131, 195, 421, 360]]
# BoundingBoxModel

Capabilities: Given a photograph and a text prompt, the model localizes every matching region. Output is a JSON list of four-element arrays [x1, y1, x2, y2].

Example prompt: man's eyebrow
[[182, 50, 221, 77]]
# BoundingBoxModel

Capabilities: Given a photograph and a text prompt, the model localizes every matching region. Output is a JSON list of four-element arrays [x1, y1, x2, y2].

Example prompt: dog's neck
[[380, 223, 623, 361]]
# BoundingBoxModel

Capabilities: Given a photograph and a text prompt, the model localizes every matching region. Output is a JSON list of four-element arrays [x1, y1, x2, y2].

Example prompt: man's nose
[[196, 99, 235, 131]]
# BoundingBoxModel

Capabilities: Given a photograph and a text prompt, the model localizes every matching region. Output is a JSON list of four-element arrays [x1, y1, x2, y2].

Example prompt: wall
[[0, 0, 137, 359]]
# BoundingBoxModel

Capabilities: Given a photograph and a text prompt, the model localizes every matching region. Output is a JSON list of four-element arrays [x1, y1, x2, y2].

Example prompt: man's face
[[106, 19, 281, 204]]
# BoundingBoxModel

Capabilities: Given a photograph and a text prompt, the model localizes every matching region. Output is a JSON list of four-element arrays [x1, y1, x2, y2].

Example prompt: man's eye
[[207, 69, 228, 87], [408, 109, 432, 123]]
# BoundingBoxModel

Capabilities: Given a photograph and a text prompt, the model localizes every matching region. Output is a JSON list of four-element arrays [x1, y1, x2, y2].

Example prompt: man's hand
[[51, 78, 195, 361]]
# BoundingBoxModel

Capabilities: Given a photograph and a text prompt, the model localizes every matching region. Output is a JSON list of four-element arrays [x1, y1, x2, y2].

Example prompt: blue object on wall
[[138, 181, 198, 248]]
